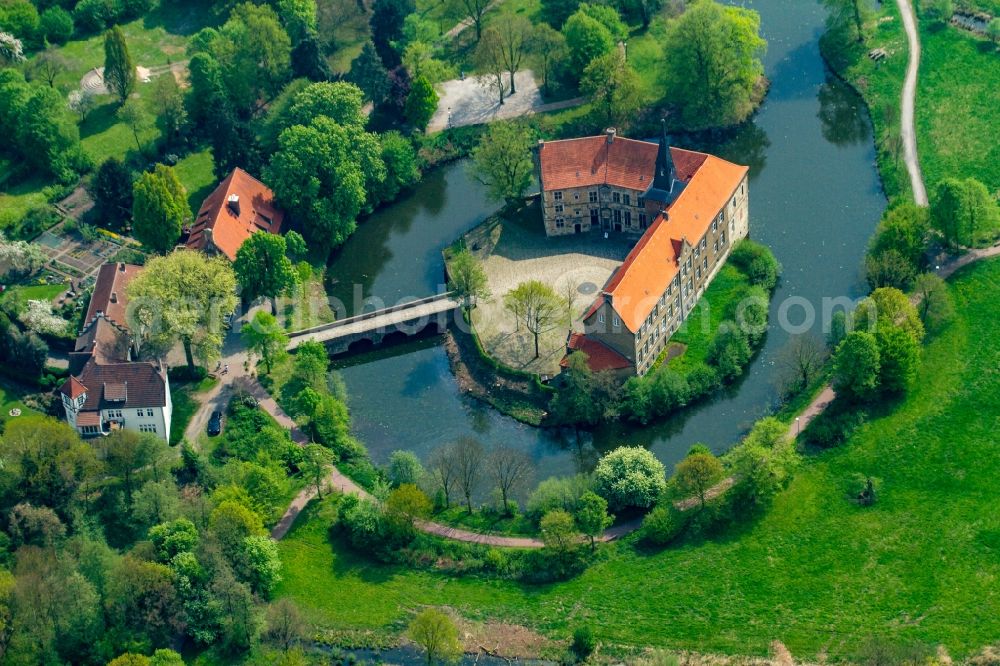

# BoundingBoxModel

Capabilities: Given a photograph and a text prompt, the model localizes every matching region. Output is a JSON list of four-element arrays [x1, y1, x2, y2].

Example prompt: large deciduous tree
[[832, 330, 881, 402], [575, 490, 613, 550], [370, 0, 413, 68], [581, 49, 641, 128], [930, 177, 1000, 248], [447, 249, 490, 309], [241, 310, 290, 375], [404, 75, 438, 130], [127, 250, 238, 370], [132, 164, 188, 254], [660, 0, 766, 130], [561, 11, 614, 74], [408, 608, 462, 666], [233, 232, 298, 305], [92, 158, 134, 230], [469, 121, 534, 204], [103, 26, 135, 104], [490, 13, 532, 95], [529, 23, 567, 94], [487, 446, 533, 515], [593, 446, 666, 510], [504, 280, 568, 359], [674, 450, 724, 510], [347, 41, 391, 104], [265, 116, 386, 256], [452, 437, 484, 514]]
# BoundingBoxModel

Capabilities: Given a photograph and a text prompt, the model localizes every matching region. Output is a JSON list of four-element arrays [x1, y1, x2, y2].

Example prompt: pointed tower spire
[[653, 118, 675, 191]]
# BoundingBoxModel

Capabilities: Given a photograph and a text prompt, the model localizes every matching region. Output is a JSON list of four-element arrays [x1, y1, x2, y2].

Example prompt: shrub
[[387, 450, 424, 486], [641, 505, 687, 546], [593, 446, 666, 511], [571, 626, 596, 661], [526, 474, 592, 522], [706, 320, 752, 381], [686, 362, 720, 398], [801, 405, 866, 449], [730, 239, 781, 291]]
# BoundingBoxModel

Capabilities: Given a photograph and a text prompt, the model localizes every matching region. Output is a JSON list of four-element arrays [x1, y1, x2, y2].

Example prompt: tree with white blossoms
[[20, 300, 69, 337], [0, 234, 47, 277], [68, 89, 98, 123], [0, 32, 24, 65]]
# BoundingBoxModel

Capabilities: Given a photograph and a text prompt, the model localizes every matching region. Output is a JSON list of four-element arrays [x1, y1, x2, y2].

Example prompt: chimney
[[227, 194, 241, 216], [110, 292, 118, 304], [118, 262, 126, 272], [605, 127, 616, 144]]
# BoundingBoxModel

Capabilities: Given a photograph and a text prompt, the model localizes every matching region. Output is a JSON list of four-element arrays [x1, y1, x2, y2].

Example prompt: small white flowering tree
[[21, 300, 69, 337], [0, 32, 24, 65]]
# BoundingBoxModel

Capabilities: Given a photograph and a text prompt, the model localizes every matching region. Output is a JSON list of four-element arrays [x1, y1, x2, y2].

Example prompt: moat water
[[326, 0, 887, 477]]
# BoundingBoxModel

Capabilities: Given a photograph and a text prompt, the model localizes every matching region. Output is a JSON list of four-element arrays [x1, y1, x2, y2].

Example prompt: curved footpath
[[896, 0, 929, 205]]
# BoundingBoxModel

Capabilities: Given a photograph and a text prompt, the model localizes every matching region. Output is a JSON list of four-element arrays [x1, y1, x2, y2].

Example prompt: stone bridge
[[286, 292, 463, 355]]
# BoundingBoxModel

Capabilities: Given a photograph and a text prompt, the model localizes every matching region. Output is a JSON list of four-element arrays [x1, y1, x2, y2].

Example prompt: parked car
[[207, 410, 223, 436]]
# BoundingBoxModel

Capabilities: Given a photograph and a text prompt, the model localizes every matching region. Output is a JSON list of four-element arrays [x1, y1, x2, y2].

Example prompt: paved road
[[896, 0, 929, 205]]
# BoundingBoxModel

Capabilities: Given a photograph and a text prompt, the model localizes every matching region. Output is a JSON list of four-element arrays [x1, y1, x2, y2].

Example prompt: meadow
[[277, 258, 1000, 661]]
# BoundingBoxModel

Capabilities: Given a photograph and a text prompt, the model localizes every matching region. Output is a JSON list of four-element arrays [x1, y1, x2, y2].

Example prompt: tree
[[370, 0, 414, 68], [529, 23, 566, 94], [475, 26, 509, 105], [223, 3, 292, 108], [91, 157, 133, 230], [12, 84, 85, 183], [661, 0, 766, 130], [453, 0, 490, 41], [402, 41, 453, 84], [428, 445, 459, 507], [266, 116, 386, 255], [118, 98, 152, 155], [0, 233, 47, 277], [503, 280, 568, 359], [68, 88, 97, 122], [562, 11, 613, 74], [447, 249, 490, 309], [776, 333, 827, 395], [132, 164, 187, 253], [104, 26, 136, 104], [730, 240, 781, 291], [242, 310, 290, 375], [930, 177, 1000, 248], [370, 131, 420, 206], [386, 483, 432, 528], [490, 13, 532, 94], [151, 73, 187, 144], [593, 446, 667, 510], [0, 32, 23, 65], [127, 250, 239, 369], [299, 444, 334, 499], [854, 287, 924, 343], [265, 598, 306, 652], [674, 450, 724, 510], [210, 566, 263, 653], [865, 248, 916, 291], [388, 450, 425, 487], [234, 232, 298, 305], [26, 48, 67, 88], [913, 272, 954, 333], [581, 49, 641, 127], [487, 446, 533, 515], [39, 7, 73, 44], [452, 438, 485, 514], [575, 491, 612, 550], [238, 535, 282, 597], [284, 230, 307, 260], [874, 324, 920, 394], [100, 429, 169, 501], [470, 121, 535, 205], [404, 75, 438, 130], [291, 33, 333, 82], [549, 352, 621, 427], [408, 608, 462, 666], [824, 0, 872, 43], [869, 203, 929, 269], [348, 41, 391, 104], [539, 508, 578, 553], [833, 330, 881, 402], [284, 81, 366, 129]]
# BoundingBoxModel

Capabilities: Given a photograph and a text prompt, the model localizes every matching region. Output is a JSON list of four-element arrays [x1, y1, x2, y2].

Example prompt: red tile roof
[[75, 411, 101, 427], [587, 152, 748, 333], [187, 167, 285, 261], [561, 333, 632, 372], [60, 375, 88, 399], [537, 134, 710, 194], [84, 263, 141, 331]]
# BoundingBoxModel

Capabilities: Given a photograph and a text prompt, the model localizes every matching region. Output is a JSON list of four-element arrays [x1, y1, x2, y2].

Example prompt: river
[[326, 0, 887, 477]]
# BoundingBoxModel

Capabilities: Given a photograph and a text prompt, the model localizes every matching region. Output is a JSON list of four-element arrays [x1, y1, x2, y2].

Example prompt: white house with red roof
[[59, 263, 172, 440], [538, 127, 751, 376]]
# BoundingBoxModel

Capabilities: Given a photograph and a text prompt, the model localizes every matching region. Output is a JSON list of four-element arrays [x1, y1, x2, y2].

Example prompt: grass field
[[0, 379, 40, 425], [173, 149, 217, 217], [915, 23, 1000, 193], [657, 263, 753, 374], [169, 375, 217, 445], [277, 257, 1000, 661]]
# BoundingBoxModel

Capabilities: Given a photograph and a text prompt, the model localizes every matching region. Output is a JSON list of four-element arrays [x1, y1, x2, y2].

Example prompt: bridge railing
[[288, 291, 461, 339]]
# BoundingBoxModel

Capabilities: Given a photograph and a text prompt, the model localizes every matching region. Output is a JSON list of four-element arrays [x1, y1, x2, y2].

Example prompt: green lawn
[[169, 375, 217, 445], [657, 263, 752, 374], [173, 149, 217, 217], [916, 23, 1000, 194], [0, 176, 52, 231], [432, 505, 537, 537], [277, 258, 1000, 660], [0, 379, 41, 424], [0, 283, 67, 304]]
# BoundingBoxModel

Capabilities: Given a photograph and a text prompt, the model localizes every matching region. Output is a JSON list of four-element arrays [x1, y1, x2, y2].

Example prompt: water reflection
[[818, 75, 872, 146]]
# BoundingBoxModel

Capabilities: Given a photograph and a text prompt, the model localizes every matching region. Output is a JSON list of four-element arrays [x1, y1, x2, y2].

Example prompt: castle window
[[712, 219, 718, 232], [612, 315, 620, 327], [598, 313, 605, 324], [623, 194, 631, 206], [139, 424, 157, 434], [589, 190, 598, 203], [639, 213, 647, 228], [136, 410, 143, 417], [612, 192, 621, 204], [721, 230, 726, 244], [554, 191, 563, 201], [714, 240, 719, 252], [82, 425, 99, 435], [147, 408, 154, 417], [624, 211, 632, 227], [574, 192, 580, 200], [590, 209, 599, 225], [637, 196, 645, 207], [555, 204, 563, 213], [701, 238, 707, 250], [555, 217, 565, 228], [613, 210, 622, 224], [696, 266, 702, 280]]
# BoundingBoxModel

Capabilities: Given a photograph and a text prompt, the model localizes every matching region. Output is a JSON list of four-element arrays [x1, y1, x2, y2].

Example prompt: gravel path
[[896, 0, 929, 206]]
